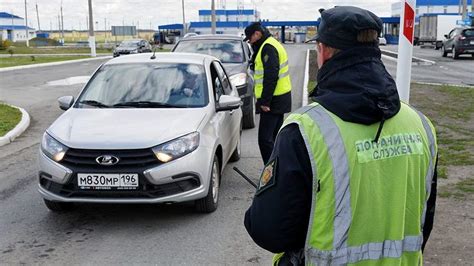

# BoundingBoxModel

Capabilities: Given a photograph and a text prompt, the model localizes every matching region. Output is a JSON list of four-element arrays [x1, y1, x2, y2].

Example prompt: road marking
[[47, 76, 90, 86]]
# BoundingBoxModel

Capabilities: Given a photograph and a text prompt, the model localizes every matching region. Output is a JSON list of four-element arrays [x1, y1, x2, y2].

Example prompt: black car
[[172, 34, 256, 129], [441, 27, 474, 59], [113, 39, 152, 57]]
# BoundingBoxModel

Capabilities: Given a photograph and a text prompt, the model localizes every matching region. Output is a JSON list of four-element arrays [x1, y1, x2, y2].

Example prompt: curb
[[0, 105, 31, 147], [302, 49, 310, 106], [0, 56, 112, 72], [380, 49, 436, 65], [413, 81, 474, 89]]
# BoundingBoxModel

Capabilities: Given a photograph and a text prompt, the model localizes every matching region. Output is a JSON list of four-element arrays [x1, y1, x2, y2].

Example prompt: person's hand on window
[[183, 88, 194, 97]]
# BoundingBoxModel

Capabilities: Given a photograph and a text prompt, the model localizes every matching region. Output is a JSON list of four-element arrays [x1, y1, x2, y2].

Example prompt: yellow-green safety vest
[[274, 102, 437, 265], [254, 36, 292, 99]]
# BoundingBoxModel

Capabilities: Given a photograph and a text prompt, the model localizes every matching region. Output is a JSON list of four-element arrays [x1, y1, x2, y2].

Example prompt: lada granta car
[[38, 52, 242, 213]]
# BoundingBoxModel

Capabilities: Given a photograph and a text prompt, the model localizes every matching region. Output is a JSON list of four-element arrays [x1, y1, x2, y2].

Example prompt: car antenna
[[150, 44, 157, 59]]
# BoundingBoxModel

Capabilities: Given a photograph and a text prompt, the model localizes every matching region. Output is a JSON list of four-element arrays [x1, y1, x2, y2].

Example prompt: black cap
[[244, 22, 264, 41], [314, 6, 382, 50]]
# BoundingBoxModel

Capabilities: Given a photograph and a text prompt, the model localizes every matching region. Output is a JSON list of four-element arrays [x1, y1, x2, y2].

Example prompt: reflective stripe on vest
[[253, 36, 292, 98], [282, 103, 437, 265]]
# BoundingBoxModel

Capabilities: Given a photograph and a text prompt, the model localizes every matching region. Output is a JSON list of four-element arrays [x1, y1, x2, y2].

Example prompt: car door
[[446, 29, 456, 50], [213, 61, 240, 163]]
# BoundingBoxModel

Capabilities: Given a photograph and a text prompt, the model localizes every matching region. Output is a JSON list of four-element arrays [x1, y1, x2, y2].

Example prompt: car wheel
[[243, 96, 256, 129], [195, 155, 220, 213], [229, 125, 242, 162], [442, 46, 447, 57], [452, 46, 459, 59], [43, 199, 74, 212]]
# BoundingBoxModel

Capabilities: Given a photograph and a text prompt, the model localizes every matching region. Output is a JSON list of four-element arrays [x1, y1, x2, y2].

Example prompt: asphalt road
[[381, 45, 474, 86], [0, 44, 311, 265]]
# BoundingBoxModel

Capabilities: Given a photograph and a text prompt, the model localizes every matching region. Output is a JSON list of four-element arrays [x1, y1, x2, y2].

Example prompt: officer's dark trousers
[[258, 112, 284, 164]]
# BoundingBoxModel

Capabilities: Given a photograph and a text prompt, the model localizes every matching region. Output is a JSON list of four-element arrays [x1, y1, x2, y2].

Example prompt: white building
[[0, 12, 36, 42], [392, 0, 473, 16]]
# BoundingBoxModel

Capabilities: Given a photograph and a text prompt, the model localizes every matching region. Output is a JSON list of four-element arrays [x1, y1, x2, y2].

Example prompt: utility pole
[[181, 0, 186, 36], [36, 3, 41, 32], [60, 3, 64, 44], [104, 18, 107, 43], [24, 0, 29, 47], [211, 0, 216, 34], [88, 0, 96, 57], [462, 0, 468, 20]]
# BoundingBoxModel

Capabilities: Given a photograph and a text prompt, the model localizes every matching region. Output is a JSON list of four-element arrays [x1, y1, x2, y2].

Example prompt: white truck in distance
[[418, 14, 462, 49]]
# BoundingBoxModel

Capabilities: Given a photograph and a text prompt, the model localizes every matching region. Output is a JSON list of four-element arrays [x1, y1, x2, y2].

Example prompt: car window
[[463, 29, 474, 37], [77, 63, 208, 108], [174, 39, 245, 63], [243, 42, 252, 60], [213, 61, 232, 95]]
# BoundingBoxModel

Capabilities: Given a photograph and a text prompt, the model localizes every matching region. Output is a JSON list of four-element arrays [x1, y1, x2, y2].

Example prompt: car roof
[[104, 52, 217, 66], [180, 34, 244, 41]]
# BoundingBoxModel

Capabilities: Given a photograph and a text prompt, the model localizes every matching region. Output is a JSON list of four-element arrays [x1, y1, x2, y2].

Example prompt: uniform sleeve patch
[[256, 158, 277, 196]]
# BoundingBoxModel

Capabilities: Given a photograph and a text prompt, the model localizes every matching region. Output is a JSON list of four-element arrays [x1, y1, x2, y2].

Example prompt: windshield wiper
[[77, 100, 110, 108], [112, 101, 184, 108]]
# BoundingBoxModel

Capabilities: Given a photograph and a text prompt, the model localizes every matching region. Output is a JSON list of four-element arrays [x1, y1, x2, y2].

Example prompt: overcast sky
[[1, 0, 397, 31]]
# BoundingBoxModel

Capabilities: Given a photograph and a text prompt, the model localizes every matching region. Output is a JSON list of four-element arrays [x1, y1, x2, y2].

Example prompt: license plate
[[77, 173, 139, 189]]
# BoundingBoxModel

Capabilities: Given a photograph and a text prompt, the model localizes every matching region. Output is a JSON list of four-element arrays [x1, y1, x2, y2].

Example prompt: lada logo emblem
[[96, 155, 119, 166]]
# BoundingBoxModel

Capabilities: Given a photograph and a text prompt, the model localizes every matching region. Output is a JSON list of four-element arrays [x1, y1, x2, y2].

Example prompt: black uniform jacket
[[251, 32, 291, 114], [244, 45, 438, 254]]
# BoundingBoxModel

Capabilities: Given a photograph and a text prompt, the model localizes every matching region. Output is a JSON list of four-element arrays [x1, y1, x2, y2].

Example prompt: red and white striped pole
[[396, 0, 416, 103]]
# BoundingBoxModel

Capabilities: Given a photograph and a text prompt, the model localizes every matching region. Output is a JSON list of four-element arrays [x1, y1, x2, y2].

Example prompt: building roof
[[0, 12, 22, 19], [0, 25, 35, 30], [198, 9, 255, 16], [158, 23, 183, 30], [416, 0, 472, 5]]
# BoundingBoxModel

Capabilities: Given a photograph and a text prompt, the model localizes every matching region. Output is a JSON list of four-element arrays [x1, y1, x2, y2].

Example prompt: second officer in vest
[[244, 22, 292, 164]]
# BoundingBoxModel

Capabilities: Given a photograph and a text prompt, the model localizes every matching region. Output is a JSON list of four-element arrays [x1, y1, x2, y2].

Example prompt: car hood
[[222, 63, 248, 76], [47, 108, 207, 149]]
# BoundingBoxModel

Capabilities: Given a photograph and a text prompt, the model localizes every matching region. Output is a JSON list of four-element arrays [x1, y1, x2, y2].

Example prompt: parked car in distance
[[378, 36, 387, 46], [172, 34, 256, 129], [441, 27, 474, 59], [38, 53, 242, 213], [113, 39, 152, 57]]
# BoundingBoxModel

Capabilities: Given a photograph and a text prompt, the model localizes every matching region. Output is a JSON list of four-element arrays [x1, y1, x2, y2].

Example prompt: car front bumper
[[38, 146, 214, 204]]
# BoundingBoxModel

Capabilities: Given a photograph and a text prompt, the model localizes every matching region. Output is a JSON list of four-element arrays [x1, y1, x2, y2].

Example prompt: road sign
[[456, 20, 470, 26], [402, 2, 415, 43], [111, 26, 137, 36]]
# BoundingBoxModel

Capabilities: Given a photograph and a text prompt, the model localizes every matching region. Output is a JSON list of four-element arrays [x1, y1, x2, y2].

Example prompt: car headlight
[[152, 132, 199, 163], [229, 73, 247, 87], [41, 133, 68, 162], [130, 49, 138, 54]]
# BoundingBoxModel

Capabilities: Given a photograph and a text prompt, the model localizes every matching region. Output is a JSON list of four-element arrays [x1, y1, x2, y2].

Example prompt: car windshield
[[76, 63, 208, 108], [463, 29, 474, 37], [174, 39, 244, 63], [119, 41, 140, 47]]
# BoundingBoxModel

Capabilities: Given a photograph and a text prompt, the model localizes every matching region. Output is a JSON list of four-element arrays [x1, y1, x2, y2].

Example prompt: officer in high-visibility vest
[[244, 6, 438, 265], [244, 22, 292, 164]]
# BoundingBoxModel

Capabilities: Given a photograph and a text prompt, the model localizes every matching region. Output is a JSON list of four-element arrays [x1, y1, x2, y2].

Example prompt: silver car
[[38, 53, 242, 213]]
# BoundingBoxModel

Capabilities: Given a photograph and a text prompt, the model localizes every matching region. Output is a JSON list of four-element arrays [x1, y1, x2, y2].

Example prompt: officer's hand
[[260, 105, 270, 112]]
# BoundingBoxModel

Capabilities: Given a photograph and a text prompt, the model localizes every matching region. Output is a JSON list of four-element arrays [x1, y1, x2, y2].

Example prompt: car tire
[[229, 125, 242, 162], [452, 46, 459, 59], [243, 96, 256, 129], [195, 155, 220, 213], [442, 46, 447, 57], [43, 199, 74, 212]]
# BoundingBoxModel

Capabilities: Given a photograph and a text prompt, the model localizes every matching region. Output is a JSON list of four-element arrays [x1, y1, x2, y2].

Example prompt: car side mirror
[[58, 96, 74, 111], [216, 95, 242, 112], [444, 34, 449, 39]]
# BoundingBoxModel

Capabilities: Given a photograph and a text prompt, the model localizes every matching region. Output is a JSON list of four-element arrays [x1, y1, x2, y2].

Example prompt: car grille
[[62, 148, 159, 170]]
